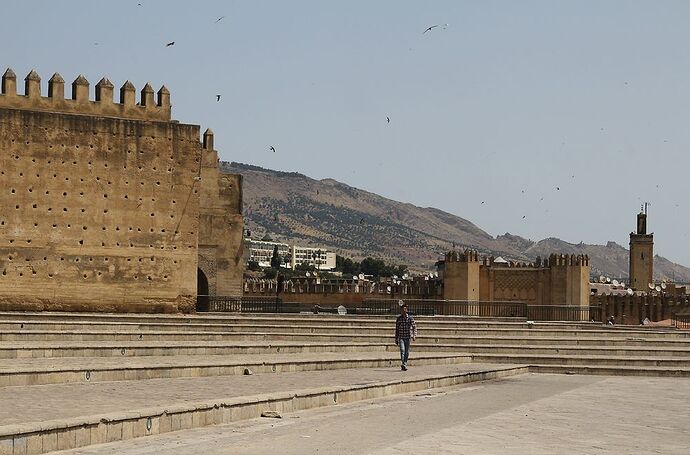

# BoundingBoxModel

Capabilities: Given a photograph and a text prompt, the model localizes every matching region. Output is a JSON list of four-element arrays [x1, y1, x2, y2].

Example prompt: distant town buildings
[[245, 236, 336, 270], [291, 246, 337, 271], [245, 236, 290, 268]]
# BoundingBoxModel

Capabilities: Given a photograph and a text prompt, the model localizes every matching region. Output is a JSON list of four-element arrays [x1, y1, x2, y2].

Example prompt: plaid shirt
[[395, 314, 417, 341]]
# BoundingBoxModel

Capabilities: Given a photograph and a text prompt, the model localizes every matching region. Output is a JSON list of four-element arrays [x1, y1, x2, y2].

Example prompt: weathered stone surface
[[0, 69, 245, 313]]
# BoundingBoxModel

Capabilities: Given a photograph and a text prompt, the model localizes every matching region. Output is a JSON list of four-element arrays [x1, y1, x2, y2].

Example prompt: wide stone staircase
[[0, 311, 689, 454]]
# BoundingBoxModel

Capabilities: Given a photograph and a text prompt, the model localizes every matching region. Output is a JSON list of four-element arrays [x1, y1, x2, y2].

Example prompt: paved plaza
[[2, 313, 689, 454], [52, 373, 690, 455], [0, 363, 505, 426]]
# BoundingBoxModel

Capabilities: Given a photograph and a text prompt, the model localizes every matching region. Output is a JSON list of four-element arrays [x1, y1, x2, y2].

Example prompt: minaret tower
[[629, 204, 654, 291]]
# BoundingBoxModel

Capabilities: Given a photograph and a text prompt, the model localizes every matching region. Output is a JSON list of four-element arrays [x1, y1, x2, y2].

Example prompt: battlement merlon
[[548, 253, 590, 267], [0, 68, 171, 122], [445, 249, 480, 263]]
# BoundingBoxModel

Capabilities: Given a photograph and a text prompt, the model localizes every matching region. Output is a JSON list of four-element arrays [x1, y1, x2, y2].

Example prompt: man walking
[[395, 303, 417, 371]]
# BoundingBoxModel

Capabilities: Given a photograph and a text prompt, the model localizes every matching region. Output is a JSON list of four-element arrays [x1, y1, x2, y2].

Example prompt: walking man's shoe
[[401, 364, 407, 371]]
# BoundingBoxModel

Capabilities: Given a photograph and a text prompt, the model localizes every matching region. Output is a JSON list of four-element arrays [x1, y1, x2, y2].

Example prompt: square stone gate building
[[0, 68, 244, 313]]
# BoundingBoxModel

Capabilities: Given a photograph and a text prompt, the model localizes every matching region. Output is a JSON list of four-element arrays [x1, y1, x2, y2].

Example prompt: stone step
[[0, 341, 394, 359], [3, 339, 690, 360], [0, 321, 535, 333], [0, 315, 536, 330], [471, 353, 690, 368], [4, 312, 681, 335], [12, 312, 669, 332], [5, 313, 679, 335], [0, 363, 527, 455], [420, 335, 690, 347], [0, 319, 612, 332], [0, 311, 528, 325], [0, 352, 472, 386], [2, 329, 688, 343], [431, 343, 690, 357], [529, 364, 690, 377]]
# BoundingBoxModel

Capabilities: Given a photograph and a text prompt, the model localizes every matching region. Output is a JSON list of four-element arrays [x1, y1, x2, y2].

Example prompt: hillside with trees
[[223, 162, 690, 282]]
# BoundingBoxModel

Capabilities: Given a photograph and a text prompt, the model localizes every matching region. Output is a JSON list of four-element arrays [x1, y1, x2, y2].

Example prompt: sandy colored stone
[[0, 71, 244, 314], [49, 374, 690, 455]]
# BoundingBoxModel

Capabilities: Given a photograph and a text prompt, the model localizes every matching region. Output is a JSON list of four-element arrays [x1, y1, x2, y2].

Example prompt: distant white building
[[245, 236, 290, 268], [290, 246, 337, 271], [245, 236, 336, 271]]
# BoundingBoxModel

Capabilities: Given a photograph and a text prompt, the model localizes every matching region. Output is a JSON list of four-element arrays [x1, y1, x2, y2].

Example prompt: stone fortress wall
[[444, 249, 591, 307], [198, 130, 245, 298], [0, 68, 244, 313]]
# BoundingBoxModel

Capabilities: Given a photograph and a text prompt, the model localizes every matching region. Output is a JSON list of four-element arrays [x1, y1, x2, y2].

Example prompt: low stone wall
[[0, 295, 195, 314], [591, 294, 690, 324]]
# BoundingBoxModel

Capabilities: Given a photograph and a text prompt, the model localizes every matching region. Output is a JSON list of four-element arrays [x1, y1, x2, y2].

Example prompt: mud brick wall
[[0, 106, 201, 312]]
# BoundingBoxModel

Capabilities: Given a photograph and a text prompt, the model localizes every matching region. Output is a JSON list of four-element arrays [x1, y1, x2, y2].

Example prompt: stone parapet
[[1, 68, 171, 122]]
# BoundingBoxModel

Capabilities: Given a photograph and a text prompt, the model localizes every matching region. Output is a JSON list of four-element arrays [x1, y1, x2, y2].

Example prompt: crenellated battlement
[[445, 249, 479, 263], [548, 253, 589, 267], [0, 68, 171, 122], [476, 253, 589, 268]]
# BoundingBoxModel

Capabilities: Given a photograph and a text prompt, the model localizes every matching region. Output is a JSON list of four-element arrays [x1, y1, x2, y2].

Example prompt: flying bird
[[269, 146, 276, 153], [215, 16, 225, 23], [386, 116, 390, 124], [522, 216, 526, 219], [556, 187, 560, 191], [423, 24, 447, 34], [216, 94, 221, 102], [165, 41, 175, 47]]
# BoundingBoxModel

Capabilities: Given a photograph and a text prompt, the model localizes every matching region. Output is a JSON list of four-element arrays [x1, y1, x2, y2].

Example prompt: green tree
[[295, 263, 317, 273], [335, 254, 407, 279], [270, 245, 281, 269], [394, 264, 408, 277], [336, 255, 360, 275], [263, 268, 277, 279], [361, 257, 386, 276]]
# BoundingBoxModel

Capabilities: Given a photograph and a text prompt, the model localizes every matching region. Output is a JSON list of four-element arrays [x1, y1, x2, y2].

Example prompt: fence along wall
[[591, 293, 690, 325], [243, 277, 443, 308], [0, 69, 201, 313]]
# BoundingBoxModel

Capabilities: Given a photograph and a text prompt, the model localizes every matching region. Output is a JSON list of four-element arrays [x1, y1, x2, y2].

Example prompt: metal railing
[[198, 295, 601, 322], [361, 299, 527, 318], [527, 305, 601, 322], [673, 313, 690, 329], [199, 296, 282, 313]]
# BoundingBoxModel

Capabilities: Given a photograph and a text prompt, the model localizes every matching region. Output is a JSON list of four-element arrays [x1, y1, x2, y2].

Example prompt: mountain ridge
[[223, 161, 690, 282]]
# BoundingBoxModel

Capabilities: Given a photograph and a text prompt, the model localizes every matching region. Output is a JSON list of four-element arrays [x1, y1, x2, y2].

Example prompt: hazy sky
[[2, 1, 689, 265]]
